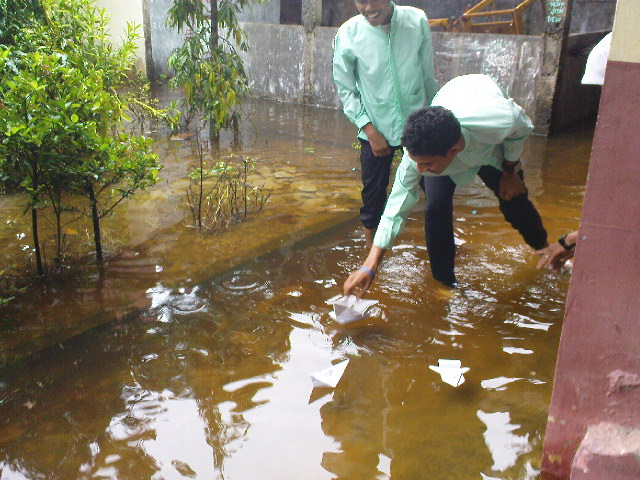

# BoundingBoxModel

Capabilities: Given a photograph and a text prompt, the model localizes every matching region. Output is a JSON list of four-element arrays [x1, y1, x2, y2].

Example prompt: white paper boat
[[454, 236, 466, 246], [429, 359, 470, 387], [329, 295, 379, 324], [310, 360, 349, 388]]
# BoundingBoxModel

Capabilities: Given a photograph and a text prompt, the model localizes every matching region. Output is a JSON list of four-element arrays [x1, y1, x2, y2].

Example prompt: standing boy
[[344, 74, 548, 293], [332, 0, 438, 248]]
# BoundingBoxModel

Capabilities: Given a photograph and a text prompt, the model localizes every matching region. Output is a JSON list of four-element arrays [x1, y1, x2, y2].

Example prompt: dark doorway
[[281, 0, 302, 24]]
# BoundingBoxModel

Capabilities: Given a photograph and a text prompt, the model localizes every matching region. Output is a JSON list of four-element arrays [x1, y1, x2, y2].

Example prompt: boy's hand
[[499, 171, 527, 201], [345, 247, 385, 298], [343, 267, 376, 299], [363, 123, 391, 157], [534, 243, 574, 272]]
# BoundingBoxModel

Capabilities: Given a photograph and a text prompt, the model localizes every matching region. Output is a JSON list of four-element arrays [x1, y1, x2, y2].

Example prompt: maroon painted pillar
[[540, 2, 640, 479]]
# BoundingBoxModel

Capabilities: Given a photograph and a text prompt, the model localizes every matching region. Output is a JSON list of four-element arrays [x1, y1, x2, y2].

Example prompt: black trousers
[[359, 139, 399, 230], [423, 165, 547, 286]]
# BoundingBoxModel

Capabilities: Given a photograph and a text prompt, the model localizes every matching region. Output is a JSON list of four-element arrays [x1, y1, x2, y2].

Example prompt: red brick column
[[540, 2, 640, 478]]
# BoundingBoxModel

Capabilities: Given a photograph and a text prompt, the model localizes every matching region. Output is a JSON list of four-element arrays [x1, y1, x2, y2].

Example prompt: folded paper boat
[[310, 359, 349, 388], [429, 359, 470, 387], [329, 295, 379, 325]]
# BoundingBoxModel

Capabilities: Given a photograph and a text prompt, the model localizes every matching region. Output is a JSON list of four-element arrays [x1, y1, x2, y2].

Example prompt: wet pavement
[[0, 97, 591, 479]]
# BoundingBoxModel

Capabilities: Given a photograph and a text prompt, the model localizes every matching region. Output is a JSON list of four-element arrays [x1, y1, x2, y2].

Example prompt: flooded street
[[0, 97, 591, 479]]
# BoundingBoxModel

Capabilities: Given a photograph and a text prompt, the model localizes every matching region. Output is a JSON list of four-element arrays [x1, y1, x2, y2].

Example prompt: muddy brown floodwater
[[0, 95, 592, 479]]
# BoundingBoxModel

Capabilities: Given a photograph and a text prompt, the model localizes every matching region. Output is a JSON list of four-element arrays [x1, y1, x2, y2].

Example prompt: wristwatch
[[558, 234, 575, 250], [502, 159, 522, 175]]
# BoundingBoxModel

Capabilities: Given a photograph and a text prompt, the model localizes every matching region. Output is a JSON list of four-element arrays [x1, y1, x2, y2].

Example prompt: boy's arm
[[332, 32, 372, 131], [419, 15, 439, 105], [374, 153, 422, 249], [498, 102, 534, 200], [502, 102, 534, 162], [344, 154, 422, 297]]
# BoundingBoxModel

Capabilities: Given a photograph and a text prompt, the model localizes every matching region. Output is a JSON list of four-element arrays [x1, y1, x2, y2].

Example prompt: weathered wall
[[541, 0, 640, 478], [431, 33, 543, 120], [570, 0, 616, 33], [239, 25, 545, 126], [241, 24, 307, 102], [145, 0, 587, 132], [237, 0, 281, 24], [148, 17, 545, 125], [147, 0, 185, 80]]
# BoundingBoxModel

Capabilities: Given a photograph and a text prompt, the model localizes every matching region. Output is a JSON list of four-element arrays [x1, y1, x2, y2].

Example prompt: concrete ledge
[[571, 422, 640, 480]]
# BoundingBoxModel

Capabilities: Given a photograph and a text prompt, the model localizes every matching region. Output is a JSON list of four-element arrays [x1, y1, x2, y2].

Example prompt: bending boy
[[344, 74, 548, 294], [332, 0, 438, 248]]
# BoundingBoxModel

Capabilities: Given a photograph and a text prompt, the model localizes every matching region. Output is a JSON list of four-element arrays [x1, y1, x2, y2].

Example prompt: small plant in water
[[0, 268, 26, 305], [186, 135, 270, 231]]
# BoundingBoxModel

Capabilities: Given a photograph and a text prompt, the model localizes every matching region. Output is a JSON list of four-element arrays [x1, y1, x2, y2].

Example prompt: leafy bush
[[0, 0, 165, 273]]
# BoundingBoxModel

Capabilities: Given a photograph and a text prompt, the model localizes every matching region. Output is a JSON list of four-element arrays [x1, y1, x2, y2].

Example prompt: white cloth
[[582, 33, 612, 86]]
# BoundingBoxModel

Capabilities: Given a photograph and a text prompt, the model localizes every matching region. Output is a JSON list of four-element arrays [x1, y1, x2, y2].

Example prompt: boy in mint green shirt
[[333, 0, 438, 248], [344, 74, 548, 292]]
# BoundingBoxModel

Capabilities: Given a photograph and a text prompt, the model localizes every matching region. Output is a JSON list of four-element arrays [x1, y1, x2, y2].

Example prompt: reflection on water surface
[[0, 98, 591, 479]]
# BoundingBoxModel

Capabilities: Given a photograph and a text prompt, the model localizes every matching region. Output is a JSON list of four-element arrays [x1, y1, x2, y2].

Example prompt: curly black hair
[[401, 106, 462, 156]]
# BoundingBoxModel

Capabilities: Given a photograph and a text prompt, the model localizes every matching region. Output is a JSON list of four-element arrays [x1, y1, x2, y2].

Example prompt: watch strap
[[558, 234, 575, 250], [502, 159, 521, 174]]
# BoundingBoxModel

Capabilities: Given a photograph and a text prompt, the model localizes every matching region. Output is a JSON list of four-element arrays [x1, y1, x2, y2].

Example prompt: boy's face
[[355, 0, 393, 26], [409, 151, 456, 175]]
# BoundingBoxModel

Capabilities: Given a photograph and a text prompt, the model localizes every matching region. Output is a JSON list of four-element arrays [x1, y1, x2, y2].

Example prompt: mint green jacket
[[374, 74, 534, 249], [332, 4, 438, 147]]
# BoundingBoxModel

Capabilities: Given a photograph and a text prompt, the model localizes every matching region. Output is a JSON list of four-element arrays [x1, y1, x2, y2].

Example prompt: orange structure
[[450, 0, 545, 34], [427, 17, 450, 31]]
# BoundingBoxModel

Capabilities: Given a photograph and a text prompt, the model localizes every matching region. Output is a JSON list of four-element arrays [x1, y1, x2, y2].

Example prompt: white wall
[[609, 0, 640, 64], [96, 0, 147, 71]]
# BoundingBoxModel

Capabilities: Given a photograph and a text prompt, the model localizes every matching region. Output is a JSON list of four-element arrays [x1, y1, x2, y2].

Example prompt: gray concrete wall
[[241, 24, 544, 126], [237, 0, 281, 24], [148, 0, 186, 79], [241, 24, 306, 101], [432, 33, 543, 119], [570, 0, 616, 33], [146, 4, 546, 127]]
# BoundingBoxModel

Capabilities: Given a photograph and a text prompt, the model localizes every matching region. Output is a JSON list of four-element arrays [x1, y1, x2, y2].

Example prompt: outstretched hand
[[534, 243, 574, 272], [343, 268, 375, 299]]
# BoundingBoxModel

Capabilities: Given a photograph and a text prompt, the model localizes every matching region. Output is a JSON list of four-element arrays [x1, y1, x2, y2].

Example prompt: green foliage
[[79, 134, 160, 218], [167, 0, 260, 140], [0, 0, 164, 270], [0, 0, 46, 46]]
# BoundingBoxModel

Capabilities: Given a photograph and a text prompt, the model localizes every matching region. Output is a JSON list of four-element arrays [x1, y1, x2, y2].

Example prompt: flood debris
[[310, 359, 349, 388], [328, 295, 379, 324], [429, 359, 470, 387]]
